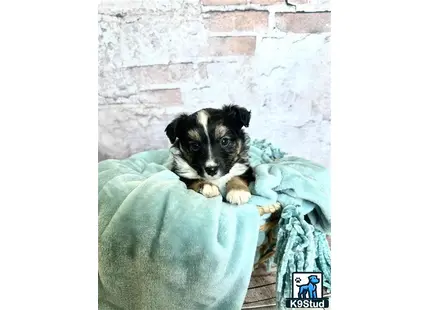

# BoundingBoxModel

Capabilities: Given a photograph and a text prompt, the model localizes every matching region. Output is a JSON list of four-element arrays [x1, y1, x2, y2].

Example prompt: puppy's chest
[[207, 174, 232, 193], [206, 162, 250, 192]]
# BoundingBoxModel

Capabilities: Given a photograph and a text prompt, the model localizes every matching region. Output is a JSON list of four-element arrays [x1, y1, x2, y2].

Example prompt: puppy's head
[[165, 104, 251, 180]]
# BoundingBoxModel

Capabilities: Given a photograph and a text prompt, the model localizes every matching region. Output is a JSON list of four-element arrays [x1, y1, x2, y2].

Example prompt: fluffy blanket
[[98, 140, 330, 310]]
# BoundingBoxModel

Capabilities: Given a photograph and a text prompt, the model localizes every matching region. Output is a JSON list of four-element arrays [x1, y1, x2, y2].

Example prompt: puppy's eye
[[189, 142, 200, 152], [220, 137, 230, 147]]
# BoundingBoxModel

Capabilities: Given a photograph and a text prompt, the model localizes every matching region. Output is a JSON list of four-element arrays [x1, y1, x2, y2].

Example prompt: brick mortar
[[99, 82, 213, 95], [102, 84, 184, 92], [98, 104, 185, 112], [103, 56, 249, 68], [99, 1, 331, 14], [100, 99, 183, 107], [254, 35, 264, 56], [107, 62, 196, 70], [207, 32, 263, 37], [267, 9, 277, 31], [201, 4, 296, 12], [293, 4, 331, 12], [201, 5, 330, 13]]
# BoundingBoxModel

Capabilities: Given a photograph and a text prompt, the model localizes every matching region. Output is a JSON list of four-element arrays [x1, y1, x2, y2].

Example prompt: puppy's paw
[[200, 183, 221, 198], [226, 189, 251, 205]]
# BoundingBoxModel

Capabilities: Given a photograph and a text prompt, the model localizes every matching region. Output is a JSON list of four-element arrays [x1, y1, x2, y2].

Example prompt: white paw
[[226, 189, 251, 205], [200, 183, 221, 198]]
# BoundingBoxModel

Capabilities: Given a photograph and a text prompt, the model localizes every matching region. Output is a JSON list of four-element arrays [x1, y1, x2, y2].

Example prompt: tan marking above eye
[[187, 129, 201, 140], [215, 125, 228, 139]]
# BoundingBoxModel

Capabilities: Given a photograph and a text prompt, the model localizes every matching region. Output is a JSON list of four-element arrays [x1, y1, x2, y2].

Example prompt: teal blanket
[[98, 140, 330, 310]]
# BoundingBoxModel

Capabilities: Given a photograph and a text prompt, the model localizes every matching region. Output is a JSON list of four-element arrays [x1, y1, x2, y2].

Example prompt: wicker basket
[[239, 203, 282, 309], [254, 203, 282, 270]]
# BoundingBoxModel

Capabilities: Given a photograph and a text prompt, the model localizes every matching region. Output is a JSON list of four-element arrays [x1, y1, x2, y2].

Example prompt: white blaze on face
[[197, 110, 216, 168]]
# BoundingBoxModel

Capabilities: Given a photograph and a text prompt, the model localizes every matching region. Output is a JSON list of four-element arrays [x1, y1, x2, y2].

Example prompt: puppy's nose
[[205, 166, 219, 176]]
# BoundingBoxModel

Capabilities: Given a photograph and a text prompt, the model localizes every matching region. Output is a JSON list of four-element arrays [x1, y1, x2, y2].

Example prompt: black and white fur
[[165, 104, 255, 205]]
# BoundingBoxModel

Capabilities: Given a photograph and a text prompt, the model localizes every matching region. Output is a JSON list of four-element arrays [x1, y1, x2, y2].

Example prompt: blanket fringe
[[314, 230, 331, 292], [274, 204, 331, 309]]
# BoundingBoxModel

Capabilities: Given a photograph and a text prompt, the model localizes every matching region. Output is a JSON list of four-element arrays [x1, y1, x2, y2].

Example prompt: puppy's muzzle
[[204, 166, 219, 176]]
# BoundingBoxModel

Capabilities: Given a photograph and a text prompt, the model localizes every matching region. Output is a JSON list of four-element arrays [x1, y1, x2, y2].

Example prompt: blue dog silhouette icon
[[296, 275, 320, 299]]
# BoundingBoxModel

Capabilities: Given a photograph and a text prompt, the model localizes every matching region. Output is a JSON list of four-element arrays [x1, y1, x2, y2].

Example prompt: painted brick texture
[[202, 0, 247, 5], [204, 11, 269, 32], [249, 0, 284, 4], [207, 36, 257, 56], [276, 12, 331, 33]]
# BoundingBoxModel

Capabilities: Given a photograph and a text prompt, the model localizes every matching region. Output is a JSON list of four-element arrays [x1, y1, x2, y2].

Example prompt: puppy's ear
[[165, 113, 188, 144], [222, 104, 251, 128]]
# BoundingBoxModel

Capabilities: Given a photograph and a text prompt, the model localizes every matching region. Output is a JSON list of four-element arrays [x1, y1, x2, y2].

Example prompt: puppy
[[165, 104, 255, 205]]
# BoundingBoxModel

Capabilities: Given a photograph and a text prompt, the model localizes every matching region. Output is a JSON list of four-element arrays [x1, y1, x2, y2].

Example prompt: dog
[[297, 275, 320, 299], [164, 104, 255, 205]]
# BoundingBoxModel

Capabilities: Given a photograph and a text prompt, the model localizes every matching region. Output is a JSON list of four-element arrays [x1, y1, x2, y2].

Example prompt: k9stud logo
[[285, 272, 330, 309]]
